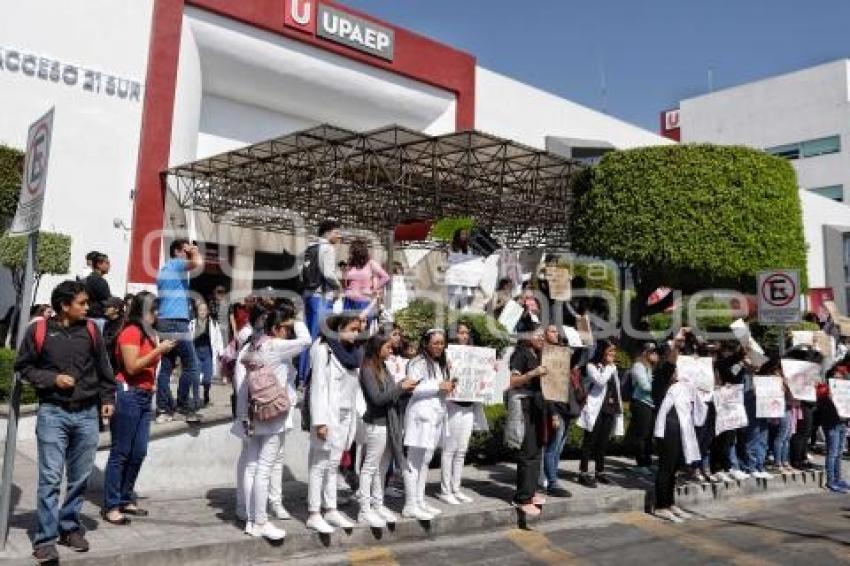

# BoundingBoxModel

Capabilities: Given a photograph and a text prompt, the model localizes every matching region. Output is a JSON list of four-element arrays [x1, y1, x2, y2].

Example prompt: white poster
[[487, 358, 512, 405], [781, 359, 820, 402], [389, 275, 410, 313], [829, 379, 850, 419], [754, 375, 785, 419], [791, 331, 814, 347], [714, 384, 748, 434], [497, 300, 523, 332], [676, 356, 715, 393], [445, 253, 484, 288], [446, 345, 498, 403]]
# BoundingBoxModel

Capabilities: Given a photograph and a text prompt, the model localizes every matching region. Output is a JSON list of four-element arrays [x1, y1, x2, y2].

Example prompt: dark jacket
[[84, 272, 111, 319], [359, 364, 406, 469], [15, 317, 116, 407]]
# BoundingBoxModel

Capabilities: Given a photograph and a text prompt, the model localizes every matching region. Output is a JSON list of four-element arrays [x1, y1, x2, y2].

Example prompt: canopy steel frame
[[165, 124, 581, 249]]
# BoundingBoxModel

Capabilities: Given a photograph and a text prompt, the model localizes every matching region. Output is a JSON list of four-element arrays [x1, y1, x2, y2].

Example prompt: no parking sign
[[757, 269, 801, 325], [9, 108, 54, 235]]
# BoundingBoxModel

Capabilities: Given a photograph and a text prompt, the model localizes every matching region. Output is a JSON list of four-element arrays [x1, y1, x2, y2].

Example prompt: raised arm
[[264, 321, 312, 360]]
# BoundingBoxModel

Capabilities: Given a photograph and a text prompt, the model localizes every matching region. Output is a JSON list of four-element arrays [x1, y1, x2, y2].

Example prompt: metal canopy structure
[[165, 124, 582, 248]]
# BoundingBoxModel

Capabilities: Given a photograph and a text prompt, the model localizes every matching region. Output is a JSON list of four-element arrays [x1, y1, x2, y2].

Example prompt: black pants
[[627, 401, 655, 467], [696, 403, 716, 470], [580, 411, 617, 474], [710, 430, 734, 473], [655, 411, 681, 509], [515, 396, 543, 503], [791, 403, 815, 466]]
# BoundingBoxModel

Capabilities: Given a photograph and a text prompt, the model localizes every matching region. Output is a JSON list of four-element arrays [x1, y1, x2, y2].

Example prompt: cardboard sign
[[497, 300, 523, 332], [781, 359, 820, 402], [445, 253, 484, 288], [446, 345, 498, 403], [545, 266, 571, 302], [714, 384, 748, 434], [829, 379, 850, 419], [541, 345, 571, 403], [754, 375, 785, 419], [676, 356, 715, 393]]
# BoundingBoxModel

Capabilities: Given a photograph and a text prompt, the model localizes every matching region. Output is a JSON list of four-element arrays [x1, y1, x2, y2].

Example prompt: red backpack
[[33, 318, 100, 354]]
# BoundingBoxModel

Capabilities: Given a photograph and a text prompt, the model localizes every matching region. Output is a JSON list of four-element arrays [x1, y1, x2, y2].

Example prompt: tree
[[0, 145, 24, 225], [0, 231, 72, 306], [570, 144, 807, 333]]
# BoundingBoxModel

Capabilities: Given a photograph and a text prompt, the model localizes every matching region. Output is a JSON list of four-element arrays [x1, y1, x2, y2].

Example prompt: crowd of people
[[11, 224, 850, 561]]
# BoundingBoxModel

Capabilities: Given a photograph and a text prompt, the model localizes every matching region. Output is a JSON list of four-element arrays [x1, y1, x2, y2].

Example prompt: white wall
[[800, 190, 850, 285], [475, 66, 673, 150], [0, 0, 154, 302]]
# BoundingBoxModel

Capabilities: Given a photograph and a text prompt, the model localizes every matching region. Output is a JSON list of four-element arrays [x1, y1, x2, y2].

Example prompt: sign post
[[757, 269, 801, 356], [0, 108, 54, 550]]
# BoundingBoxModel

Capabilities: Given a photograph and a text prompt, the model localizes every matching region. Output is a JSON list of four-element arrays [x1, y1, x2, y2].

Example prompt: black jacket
[[15, 317, 116, 407], [84, 272, 111, 319]]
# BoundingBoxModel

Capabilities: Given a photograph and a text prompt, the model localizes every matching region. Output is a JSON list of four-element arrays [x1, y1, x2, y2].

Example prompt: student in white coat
[[403, 329, 456, 521], [440, 321, 489, 505], [653, 372, 708, 522], [578, 339, 624, 488], [306, 314, 364, 534]]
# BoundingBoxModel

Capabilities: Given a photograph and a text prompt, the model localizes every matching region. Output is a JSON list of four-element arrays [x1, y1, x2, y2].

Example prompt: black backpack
[[300, 243, 324, 292]]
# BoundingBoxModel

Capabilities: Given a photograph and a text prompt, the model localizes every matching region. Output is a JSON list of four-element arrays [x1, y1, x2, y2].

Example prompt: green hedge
[[394, 298, 510, 353], [0, 348, 37, 405], [0, 145, 24, 221]]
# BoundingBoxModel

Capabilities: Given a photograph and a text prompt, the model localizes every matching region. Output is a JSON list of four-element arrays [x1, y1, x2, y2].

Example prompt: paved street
[[275, 494, 850, 566]]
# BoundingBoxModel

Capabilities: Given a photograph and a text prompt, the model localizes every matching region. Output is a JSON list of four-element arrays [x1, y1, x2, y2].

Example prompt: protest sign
[[753, 375, 785, 419], [541, 345, 571, 403], [714, 384, 748, 434], [445, 253, 484, 288], [446, 345, 498, 403], [486, 358, 512, 405], [676, 356, 715, 392], [389, 275, 409, 313], [545, 266, 571, 301], [813, 331, 834, 361], [781, 359, 820, 402], [791, 331, 814, 348], [829, 379, 850, 419], [497, 300, 523, 332]]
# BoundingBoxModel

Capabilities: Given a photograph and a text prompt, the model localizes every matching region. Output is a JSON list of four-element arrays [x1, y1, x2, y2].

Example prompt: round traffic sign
[[760, 273, 796, 307]]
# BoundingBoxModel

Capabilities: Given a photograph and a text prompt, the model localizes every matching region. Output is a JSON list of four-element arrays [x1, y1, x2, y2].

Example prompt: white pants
[[441, 403, 474, 495], [307, 411, 352, 514], [268, 430, 288, 505], [357, 423, 392, 511], [241, 433, 281, 524], [403, 446, 434, 509]]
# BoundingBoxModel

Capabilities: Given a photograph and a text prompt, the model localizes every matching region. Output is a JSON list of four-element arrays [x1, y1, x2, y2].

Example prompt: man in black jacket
[[15, 280, 116, 562], [84, 252, 113, 333]]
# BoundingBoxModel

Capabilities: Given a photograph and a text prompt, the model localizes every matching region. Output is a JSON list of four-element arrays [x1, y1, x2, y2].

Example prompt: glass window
[[765, 143, 800, 160], [809, 184, 844, 202], [801, 135, 840, 157]]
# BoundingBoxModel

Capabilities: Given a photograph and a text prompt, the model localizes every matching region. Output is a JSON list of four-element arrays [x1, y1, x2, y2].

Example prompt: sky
[[340, 0, 850, 133]]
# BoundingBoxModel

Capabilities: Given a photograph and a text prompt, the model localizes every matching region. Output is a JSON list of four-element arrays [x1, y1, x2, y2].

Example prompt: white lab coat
[[404, 356, 448, 450], [654, 381, 709, 464], [578, 363, 625, 437], [308, 340, 363, 451], [190, 317, 225, 376]]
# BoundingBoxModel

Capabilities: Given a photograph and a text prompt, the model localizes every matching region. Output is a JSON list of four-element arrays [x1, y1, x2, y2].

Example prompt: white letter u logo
[[291, 0, 311, 25]]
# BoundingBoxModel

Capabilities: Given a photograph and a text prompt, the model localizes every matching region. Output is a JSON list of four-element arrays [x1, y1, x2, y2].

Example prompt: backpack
[[242, 338, 290, 422], [571, 366, 588, 406], [300, 243, 324, 292], [34, 318, 100, 354]]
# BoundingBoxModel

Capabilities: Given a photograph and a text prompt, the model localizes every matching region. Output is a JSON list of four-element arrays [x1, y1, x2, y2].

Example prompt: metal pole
[[385, 227, 395, 315], [778, 324, 786, 357], [0, 231, 38, 549]]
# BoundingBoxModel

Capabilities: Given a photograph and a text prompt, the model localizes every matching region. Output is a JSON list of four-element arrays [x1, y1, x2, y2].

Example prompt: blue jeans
[[743, 396, 769, 472], [196, 343, 213, 404], [543, 415, 569, 486], [298, 293, 332, 382], [825, 423, 847, 486], [772, 410, 792, 466], [103, 387, 152, 509], [155, 318, 199, 413], [34, 403, 99, 548]]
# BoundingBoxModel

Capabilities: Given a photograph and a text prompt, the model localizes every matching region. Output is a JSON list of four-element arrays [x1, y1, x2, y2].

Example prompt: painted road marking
[[347, 546, 399, 566], [506, 528, 584, 565], [620, 512, 775, 566]]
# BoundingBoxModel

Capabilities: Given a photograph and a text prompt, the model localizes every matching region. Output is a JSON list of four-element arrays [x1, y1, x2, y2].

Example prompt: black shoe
[[548, 486, 573, 498], [120, 505, 149, 517], [33, 544, 59, 563], [58, 530, 90, 552], [579, 473, 597, 488], [100, 508, 132, 525], [595, 473, 612, 485]]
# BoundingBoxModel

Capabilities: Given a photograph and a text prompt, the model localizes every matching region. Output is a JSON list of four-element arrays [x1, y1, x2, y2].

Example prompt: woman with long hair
[[102, 292, 175, 524], [191, 299, 224, 408], [306, 314, 364, 534], [343, 238, 390, 325], [358, 333, 417, 527], [403, 329, 455, 520]]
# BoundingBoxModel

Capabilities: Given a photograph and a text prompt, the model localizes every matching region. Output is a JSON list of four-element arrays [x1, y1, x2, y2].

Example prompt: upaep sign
[[9, 108, 54, 235], [284, 1, 394, 61], [757, 269, 801, 325]]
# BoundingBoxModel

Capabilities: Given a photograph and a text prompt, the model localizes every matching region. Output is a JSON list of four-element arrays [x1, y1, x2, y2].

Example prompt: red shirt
[[115, 325, 158, 391]]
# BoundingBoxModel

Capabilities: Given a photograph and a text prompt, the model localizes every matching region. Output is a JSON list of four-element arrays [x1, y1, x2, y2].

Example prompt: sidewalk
[[0, 444, 831, 565]]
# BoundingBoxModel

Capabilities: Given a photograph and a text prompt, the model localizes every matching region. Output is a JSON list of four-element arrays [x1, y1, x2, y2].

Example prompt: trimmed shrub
[[0, 348, 37, 405], [393, 298, 510, 353]]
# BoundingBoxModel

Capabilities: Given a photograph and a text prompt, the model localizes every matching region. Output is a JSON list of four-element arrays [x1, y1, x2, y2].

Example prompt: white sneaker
[[358, 509, 386, 529], [670, 506, 693, 520], [438, 493, 460, 505], [244, 521, 255, 536], [754, 471, 773, 480], [708, 473, 721, 483], [421, 503, 442, 516], [269, 502, 291, 520], [306, 513, 334, 534], [655, 509, 684, 523], [402, 505, 433, 521], [717, 471, 734, 482], [254, 521, 286, 541], [375, 505, 398, 524], [453, 491, 473, 504], [324, 510, 354, 529], [155, 413, 173, 424], [730, 470, 750, 481]]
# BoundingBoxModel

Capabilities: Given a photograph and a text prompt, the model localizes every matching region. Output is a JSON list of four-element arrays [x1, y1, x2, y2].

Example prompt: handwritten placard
[[497, 300, 524, 332], [676, 356, 715, 393], [829, 379, 850, 419], [541, 345, 571, 403], [714, 384, 748, 434], [781, 359, 820, 402], [445, 253, 484, 288], [446, 345, 497, 403], [754, 375, 785, 419]]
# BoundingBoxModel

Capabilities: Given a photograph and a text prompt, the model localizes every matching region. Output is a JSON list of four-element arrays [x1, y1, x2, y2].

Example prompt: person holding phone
[[102, 292, 175, 525]]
